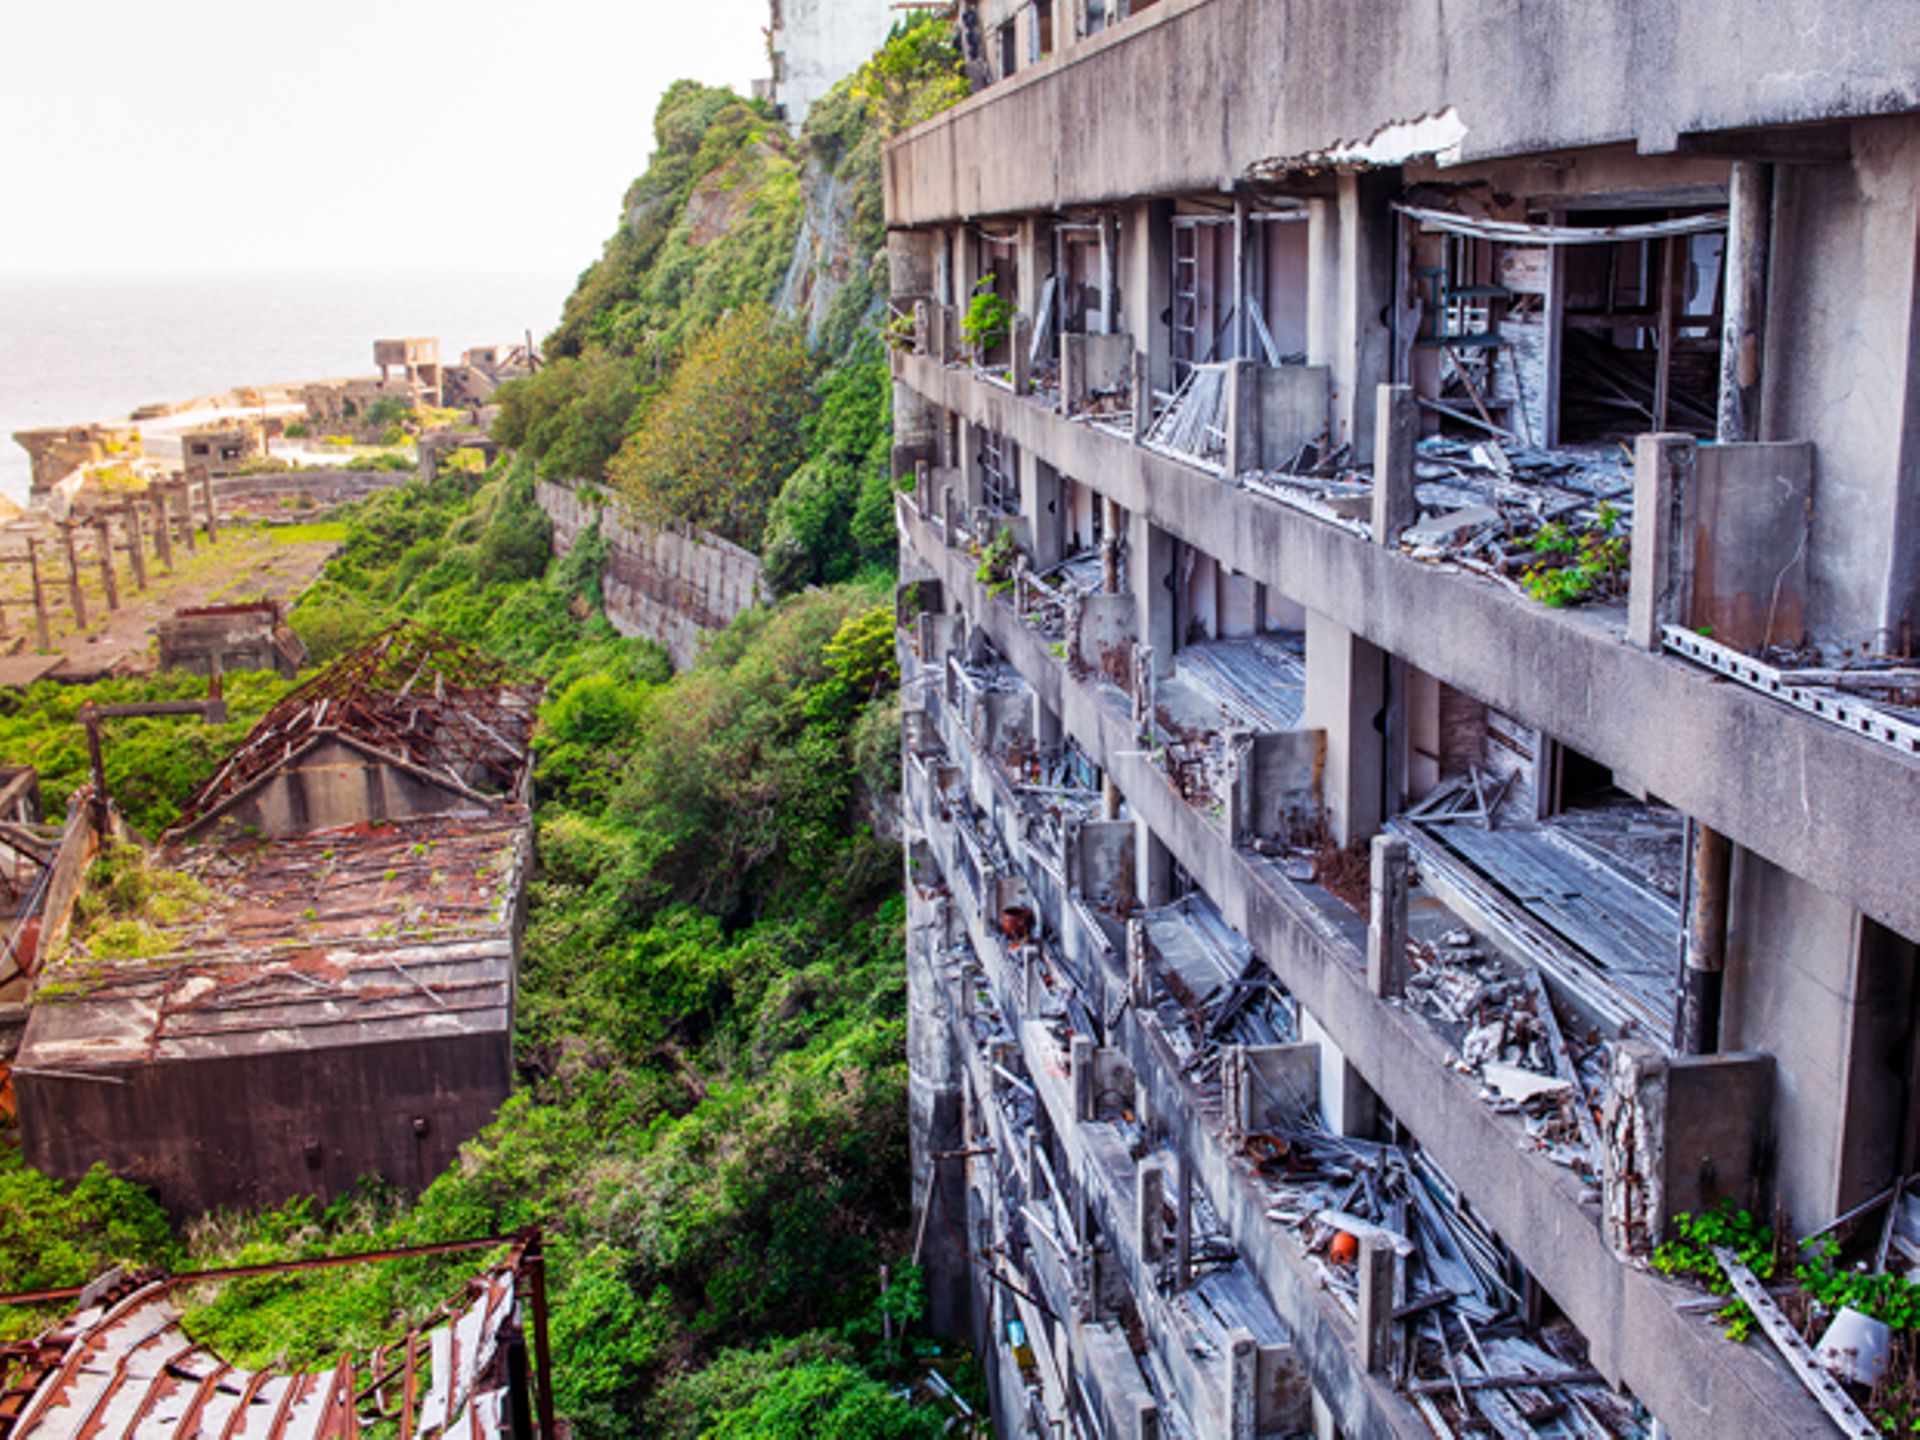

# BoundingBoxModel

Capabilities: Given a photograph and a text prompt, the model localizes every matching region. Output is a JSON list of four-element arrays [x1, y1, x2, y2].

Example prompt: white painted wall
[[769, 0, 897, 126]]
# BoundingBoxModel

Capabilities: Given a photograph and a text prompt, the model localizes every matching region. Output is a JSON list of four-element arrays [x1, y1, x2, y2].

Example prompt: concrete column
[[1718, 161, 1772, 444], [1308, 174, 1396, 461], [1224, 359, 1260, 474], [1227, 1328, 1258, 1440], [1011, 314, 1033, 394], [175, 484, 197, 554], [1678, 822, 1732, 1055], [61, 525, 87, 630], [1136, 1157, 1165, 1263], [150, 489, 174, 571], [200, 479, 219, 542], [1302, 610, 1388, 846], [91, 519, 118, 611], [1024, 456, 1065, 567], [1627, 433, 1698, 650], [1130, 349, 1152, 442], [1175, 1148, 1193, 1291], [1070, 1035, 1095, 1122], [1371, 383, 1417, 545], [122, 503, 146, 590], [1130, 509, 1175, 677], [1128, 200, 1174, 394], [26, 541, 49, 651], [907, 890, 970, 1336], [1138, 823, 1173, 909], [1366, 834, 1410, 997], [1357, 1236, 1398, 1373]]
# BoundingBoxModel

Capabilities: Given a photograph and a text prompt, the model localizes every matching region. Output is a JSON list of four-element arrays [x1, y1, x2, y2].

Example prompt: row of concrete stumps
[[0, 479, 219, 649]]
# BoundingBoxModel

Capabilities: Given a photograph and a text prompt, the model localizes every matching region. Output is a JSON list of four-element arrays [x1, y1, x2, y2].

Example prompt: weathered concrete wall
[[536, 480, 767, 669], [17, 1027, 510, 1216], [884, 0, 1920, 225], [768, 0, 895, 125], [212, 468, 412, 511]]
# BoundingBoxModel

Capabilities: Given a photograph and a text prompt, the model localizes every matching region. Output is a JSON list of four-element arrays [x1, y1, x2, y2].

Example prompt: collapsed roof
[[166, 623, 540, 841]]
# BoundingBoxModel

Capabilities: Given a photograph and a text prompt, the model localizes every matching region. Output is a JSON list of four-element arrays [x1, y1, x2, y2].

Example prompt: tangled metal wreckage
[[0, 1235, 558, 1440]]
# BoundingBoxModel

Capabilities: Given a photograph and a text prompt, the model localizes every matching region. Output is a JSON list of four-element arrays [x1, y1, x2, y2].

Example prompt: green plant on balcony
[[1522, 501, 1628, 608], [885, 308, 919, 352], [976, 526, 1017, 596], [1652, 1201, 1776, 1341], [962, 275, 1013, 359]]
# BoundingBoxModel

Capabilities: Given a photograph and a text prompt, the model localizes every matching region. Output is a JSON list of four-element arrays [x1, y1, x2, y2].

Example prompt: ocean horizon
[[0, 268, 573, 504]]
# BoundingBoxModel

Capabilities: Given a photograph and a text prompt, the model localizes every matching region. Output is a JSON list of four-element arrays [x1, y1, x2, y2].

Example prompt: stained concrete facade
[[892, 4, 1920, 1437]]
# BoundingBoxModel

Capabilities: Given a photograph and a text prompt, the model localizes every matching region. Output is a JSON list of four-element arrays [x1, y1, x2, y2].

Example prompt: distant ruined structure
[[759, 0, 895, 126]]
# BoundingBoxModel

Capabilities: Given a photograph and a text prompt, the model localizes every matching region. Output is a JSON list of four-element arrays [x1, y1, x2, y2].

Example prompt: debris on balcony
[[1144, 363, 1231, 471]]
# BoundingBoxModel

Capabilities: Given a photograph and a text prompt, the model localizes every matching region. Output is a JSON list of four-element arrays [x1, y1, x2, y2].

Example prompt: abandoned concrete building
[[156, 600, 309, 679], [179, 422, 263, 486], [889, 4, 1920, 1438], [11, 625, 539, 1216]]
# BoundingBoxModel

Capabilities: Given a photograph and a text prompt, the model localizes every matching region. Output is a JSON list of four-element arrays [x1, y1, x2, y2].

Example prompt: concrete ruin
[[12, 625, 539, 1216], [156, 601, 308, 679], [889, 4, 1920, 1436], [536, 480, 766, 668], [759, 0, 896, 126]]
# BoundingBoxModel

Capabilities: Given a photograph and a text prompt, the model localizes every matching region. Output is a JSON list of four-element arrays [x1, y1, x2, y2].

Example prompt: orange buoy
[[1328, 1230, 1359, 1266]]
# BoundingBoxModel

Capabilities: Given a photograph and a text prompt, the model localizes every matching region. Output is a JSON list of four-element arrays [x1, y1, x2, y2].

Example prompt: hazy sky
[[0, 0, 771, 276]]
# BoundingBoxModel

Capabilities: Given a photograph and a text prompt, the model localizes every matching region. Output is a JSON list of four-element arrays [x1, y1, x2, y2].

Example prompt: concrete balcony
[[883, 0, 1920, 228], [893, 348, 1920, 947], [900, 489, 1835, 1438]]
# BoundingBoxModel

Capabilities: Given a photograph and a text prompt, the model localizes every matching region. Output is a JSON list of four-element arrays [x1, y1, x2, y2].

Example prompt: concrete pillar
[[1227, 1327, 1258, 1440], [175, 484, 197, 554], [1366, 834, 1410, 997], [1011, 313, 1033, 394], [1357, 1236, 1398, 1373], [907, 891, 971, 1336], [1070, 1035, 1095, 1122], [1128, 200, 1174, 395], [1371, 383, 1417, 545], [1307, 175, 1395, 462], [1302, 610, 1387, 846], [1130, 349, 1152, 442], [1678, 822, 1732, 1055], [91, 519, 118, 611], [1175, 1149, 1193, 1291], [1102, 496, 1123, 592], [1130, 510, 1175, 678], [1718, 161, 1772, 444], [1224, 358, 1260, 475], [61, 525, 87, 631], [1627, 434, 1698, 651], [200, 479, 219, 542], [1138, 823, 1173, 909], [1024, 456, 1065, 567], [26, 541, 50, 651], [122, 503, 146, 590], [1136, 1157, 1165, 1263], [150, 489, 174, 571]]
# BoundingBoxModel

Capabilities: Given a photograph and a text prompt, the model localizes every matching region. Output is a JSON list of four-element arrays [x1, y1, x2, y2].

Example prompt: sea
[[0, 269, 574, 505]]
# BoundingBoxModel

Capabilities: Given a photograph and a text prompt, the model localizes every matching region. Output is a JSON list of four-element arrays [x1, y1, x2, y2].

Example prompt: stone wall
[[535, 480, 767, 668], [211, 468, 413, 514]]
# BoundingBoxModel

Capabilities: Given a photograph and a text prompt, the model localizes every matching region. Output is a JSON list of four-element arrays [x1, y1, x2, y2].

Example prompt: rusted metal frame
[[525, 1233, 557, 1440], [6, 1284, 171, 1436], [106, 1340, 202, 1439], [0, 1235, 525, 1310], [214, 1368, 277, 1440], [168, 1361, 233, 1439]]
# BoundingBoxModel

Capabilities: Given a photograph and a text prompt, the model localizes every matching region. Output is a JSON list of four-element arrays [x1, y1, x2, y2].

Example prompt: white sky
[[0, 0, 772, 275]]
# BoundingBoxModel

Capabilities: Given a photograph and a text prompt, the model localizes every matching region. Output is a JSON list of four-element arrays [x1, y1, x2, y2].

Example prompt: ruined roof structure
[[12, 624, 539, 1214], [0, 1241, 548, 1439]]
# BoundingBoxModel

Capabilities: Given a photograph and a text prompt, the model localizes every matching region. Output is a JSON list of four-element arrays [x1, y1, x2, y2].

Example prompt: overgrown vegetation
[[0, 23, 979, 1434], [1521, 502, 1628, 608]]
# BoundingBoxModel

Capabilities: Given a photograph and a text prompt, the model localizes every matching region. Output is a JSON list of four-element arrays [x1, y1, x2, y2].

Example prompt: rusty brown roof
[[0, 1261, 523, 1439], [19, 807, 529, 1073]]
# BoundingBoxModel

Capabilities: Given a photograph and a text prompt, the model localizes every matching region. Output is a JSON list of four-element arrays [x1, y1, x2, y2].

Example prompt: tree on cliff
[[608, 306, 813, 549]]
